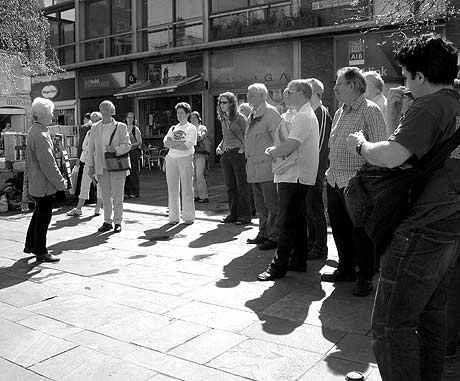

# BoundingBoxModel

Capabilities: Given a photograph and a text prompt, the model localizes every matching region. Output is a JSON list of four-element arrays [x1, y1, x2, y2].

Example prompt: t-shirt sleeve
[[288, 113, 309, 143], [388, 101, 438, 159]]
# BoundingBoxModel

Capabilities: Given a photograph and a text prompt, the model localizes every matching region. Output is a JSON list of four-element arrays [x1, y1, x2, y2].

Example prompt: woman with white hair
[[67, 111, 103, 217], [87, 101, 131, 232], [24, 97, 67, 262]]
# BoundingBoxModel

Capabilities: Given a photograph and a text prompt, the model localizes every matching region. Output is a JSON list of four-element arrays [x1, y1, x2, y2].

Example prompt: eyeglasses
[[284, 89, 296, 95]]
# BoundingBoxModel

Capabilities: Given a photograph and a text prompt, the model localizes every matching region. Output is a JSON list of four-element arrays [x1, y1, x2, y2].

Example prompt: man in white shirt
[[258, 79, 319, 281], [364, 71, 388, 133]]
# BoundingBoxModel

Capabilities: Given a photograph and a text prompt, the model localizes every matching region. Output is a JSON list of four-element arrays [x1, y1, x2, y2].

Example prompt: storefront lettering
[[0, 96, 30, 107]]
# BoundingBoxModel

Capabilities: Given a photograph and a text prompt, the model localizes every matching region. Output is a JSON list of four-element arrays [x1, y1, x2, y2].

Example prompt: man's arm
[[266, 139, 300, 158]]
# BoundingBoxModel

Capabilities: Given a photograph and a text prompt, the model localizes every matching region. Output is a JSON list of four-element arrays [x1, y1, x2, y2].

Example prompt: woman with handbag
[[215, 92, 251, 224], [87, 100, 131, 233], [125, 111, 142, 198], [163, 102, 197, 224], [191, 111, 209, 203]]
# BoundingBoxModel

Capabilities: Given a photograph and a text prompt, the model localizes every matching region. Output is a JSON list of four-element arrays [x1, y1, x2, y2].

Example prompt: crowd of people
[[22, 33, 460, 380]]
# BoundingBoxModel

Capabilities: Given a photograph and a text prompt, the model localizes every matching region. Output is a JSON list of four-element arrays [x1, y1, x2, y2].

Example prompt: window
[[140, 0, 173, 28], [45, 6, 75, 65], [176, 0, 202, 20], [86, 0, 110, 38], [175, 24, 203, 46], [211, 0, 247, 13], [61, 8, 75, 44], [40, 0, 73, 7]]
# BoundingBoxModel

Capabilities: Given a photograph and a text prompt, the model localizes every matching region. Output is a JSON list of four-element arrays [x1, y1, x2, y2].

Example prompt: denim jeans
[[220, 149, 251, 220], [372, 220, 460, 381], [306, 175, 327, 253]]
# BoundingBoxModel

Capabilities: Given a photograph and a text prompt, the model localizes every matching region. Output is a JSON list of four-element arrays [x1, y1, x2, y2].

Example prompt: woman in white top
[[87, 100, 131, 233], [190, 111, 209, 203], [67, 111, 103, 217], [163, 102, 197, 224]]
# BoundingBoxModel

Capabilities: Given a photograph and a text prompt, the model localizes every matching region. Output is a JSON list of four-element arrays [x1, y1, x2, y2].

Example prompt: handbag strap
[[108, 122, 119, 146]]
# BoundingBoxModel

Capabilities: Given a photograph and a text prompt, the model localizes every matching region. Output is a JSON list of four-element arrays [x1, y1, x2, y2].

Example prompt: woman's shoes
[[98, 222, 112, 233], [221, 215, 237, 223]]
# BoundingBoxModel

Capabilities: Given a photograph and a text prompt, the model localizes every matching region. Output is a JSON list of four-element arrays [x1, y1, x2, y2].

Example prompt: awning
[[114, 74, 202, 98]]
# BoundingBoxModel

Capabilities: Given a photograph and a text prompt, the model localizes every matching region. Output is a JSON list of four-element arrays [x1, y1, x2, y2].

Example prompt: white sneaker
[[67, 208, 82, 217]]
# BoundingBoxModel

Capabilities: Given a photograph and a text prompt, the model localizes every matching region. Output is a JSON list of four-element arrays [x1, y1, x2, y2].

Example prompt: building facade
[[39, 0, 460, 158]]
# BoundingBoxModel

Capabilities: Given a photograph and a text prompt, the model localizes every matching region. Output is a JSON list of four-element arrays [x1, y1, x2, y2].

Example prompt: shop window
[[176, 0, 202, 20], [139, 0, 173, 28]]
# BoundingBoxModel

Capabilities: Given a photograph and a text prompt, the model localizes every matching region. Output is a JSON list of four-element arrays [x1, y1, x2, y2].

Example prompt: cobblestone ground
[[0, 167, 458, 381]]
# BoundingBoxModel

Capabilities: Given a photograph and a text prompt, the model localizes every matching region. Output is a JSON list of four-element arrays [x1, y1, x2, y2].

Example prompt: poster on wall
[[160, 62, 187, 85], [348, 40, 365, 65]]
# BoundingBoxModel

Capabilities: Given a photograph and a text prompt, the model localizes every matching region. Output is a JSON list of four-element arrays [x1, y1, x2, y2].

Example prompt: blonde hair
[[31, 97, 54, 121], [90, 111, 102, 122], [99, 100, 116, 115]]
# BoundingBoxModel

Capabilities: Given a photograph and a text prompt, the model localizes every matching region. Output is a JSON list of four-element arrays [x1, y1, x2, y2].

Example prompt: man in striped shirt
[[321, 67, 387, 297]]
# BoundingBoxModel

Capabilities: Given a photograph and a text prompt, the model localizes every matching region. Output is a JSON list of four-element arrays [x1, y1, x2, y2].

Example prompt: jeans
[[327, 184, 375, 280], [166, 155, 195, 222], [306, 175, 327, 253], [447, 251, 460, 353], [99, 169, 126, 225], [270, 182, 309, 274], [252, 181, 279, 242], [372, 221, 460, 381], [125, 148, 141, 196], [25, 195, 54, 255], [193, 153, 208, 199], [220, 149, 251, 220]]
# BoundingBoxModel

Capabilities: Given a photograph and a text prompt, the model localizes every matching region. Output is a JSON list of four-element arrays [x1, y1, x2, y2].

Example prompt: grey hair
[[289, 79, 312, 100], [363, 71, 384, 93], [90, 111, 102, 122], [31, 97, 54, 121], [248, 83, 268, 99], [99, 100, 116, 115], [306, 78, 324, 98], [337, 67, 367, 95]]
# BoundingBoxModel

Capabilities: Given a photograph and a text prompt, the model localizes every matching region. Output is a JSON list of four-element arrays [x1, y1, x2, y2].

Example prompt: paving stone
[[66, 330, 139, 359], [0, 278, 57, 308], [0, 357, 50, 381], [169, 329, 247, 364], [208, 338, 323, 381], [0, 318, 76, 367], [298, 357, 373, 381], [167, 301, 257, 332], [17, 315, 83, 339], [241, 318, 346, 354], [328, 333, 377, 364], [0, 301, 37, 322], [26, 294, 137, 329], [148, 375, 181, 381], [125, 346, 247, 381], [30, 346, 156, 381]]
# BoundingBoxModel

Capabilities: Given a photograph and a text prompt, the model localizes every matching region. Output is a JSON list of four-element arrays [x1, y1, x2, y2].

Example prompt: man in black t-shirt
[[346, 34, 460, 381]]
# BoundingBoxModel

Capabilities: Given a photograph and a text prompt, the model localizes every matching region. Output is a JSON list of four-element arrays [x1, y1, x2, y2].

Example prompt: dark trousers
[[270, 182, 309, 274], [306, 175, 327, 253], [252, 181, 279, 242], [327, 183, 375, 280], [126, 149, 141, 196], [372, 219, 460, 381], [25, 195, 54, 255], [447, 251, 460, 352], [220, 149, 251, 220]]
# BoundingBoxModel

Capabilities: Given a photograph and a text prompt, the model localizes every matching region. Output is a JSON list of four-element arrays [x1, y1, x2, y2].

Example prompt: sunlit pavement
[[0, 167, 458, 381]]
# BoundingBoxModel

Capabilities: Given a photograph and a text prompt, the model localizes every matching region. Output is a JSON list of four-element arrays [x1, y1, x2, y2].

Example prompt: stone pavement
[[0, 167, 458, 381]]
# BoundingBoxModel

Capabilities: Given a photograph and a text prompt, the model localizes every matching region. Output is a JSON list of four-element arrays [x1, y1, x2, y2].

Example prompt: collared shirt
[[219, 112, 247, 152], [163, 121, 197, 158], [326, 94, 387, 188], [274, 102, 319, 185], [245, 101, 281, 183], [128, 125, 142, 149]]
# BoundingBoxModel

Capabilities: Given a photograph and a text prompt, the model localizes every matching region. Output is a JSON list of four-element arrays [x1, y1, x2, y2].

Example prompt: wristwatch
[[356, 141, 364, 156]]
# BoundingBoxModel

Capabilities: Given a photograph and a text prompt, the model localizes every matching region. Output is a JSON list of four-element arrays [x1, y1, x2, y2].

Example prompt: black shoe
[[36, 253, 60, 263], [247, 236, 266, 244], [194, 197, 199, 201], [257, 269, 285, 281], [114, 224, 122, 233], [23, 247, 33, 254], [287, 263, 307, 272], [235, 218, 251, 225], [221, 215, 237, 223], [321, 269, 356, 283], [98, 222, 113, 233], [307, 247, 328, 260], [258, 240, 277, 251], [352, 279, 373, 297]]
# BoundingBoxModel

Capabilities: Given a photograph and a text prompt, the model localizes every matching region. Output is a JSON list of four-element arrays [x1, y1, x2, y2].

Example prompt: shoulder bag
[[104, 123, 131, 172]]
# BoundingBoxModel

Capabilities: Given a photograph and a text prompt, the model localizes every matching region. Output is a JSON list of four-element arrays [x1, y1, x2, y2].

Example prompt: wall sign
[[42, 85, 58, 99], [348, 40, 365, 65]]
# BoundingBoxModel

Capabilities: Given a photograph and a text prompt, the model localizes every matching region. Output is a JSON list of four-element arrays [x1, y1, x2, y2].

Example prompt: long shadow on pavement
[[138, 222, 189, 247], [189, 223, 251, 249], [47, 231, 115, 254], [49, 214, 98, 231], [0, 257, 42, 290]]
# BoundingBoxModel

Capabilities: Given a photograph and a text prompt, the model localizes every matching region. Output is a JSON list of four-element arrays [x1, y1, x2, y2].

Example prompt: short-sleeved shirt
[[327, 94, 387, 188], [274, 102, 319, 185], [388, 88, 460, 230], [164, 122, 197, 158]]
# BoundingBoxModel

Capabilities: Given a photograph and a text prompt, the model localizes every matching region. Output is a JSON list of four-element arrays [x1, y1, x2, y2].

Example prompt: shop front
[[210, 41, 293, 152], [114, 55, 204, 150]]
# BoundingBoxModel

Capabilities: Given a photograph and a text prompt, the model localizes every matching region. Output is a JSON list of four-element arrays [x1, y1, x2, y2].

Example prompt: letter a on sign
[[349, 40, 365, 65]]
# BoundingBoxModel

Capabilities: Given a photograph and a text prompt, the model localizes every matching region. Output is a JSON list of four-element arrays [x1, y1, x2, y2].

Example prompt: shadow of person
[[320, 286, 375, 376], [188, 223, 251, 249], [47, 231, 115, 255], [0, 256, 42, 290], [49, 215, 97, 230], [137, 222, 189, 247]]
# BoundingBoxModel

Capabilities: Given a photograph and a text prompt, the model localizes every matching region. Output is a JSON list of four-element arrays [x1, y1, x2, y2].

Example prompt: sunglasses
[[219, 100, 229, 104]]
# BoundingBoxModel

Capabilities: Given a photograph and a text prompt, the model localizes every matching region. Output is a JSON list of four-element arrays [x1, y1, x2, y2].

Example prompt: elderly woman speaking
[[87, 100, 131, 233]]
